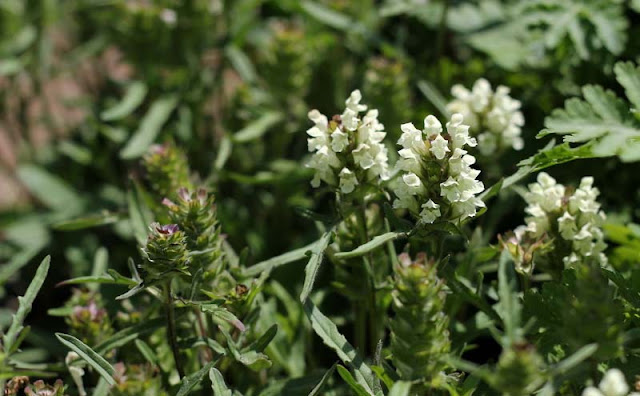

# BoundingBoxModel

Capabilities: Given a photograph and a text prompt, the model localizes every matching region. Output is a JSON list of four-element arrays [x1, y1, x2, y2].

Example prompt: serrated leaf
[[614, 62, 640, 112], [3, 256, 50, 355], [300, 229, 334, 302], [120, 95, 178, 159], [177, 361, 216, 396], [303, 300, 374, 392], [210, 368, 232, 396], [334, 232, 407, 260], [541, 61, 640, 162], [100, 81, 147, 121], [55, 333, 115, 385]]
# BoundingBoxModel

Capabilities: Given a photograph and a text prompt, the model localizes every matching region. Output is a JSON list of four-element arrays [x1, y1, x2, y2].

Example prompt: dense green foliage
[[2, 1, 640, 395]]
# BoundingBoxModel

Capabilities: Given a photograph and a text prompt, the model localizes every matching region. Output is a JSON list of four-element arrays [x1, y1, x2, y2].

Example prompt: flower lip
[[156, 223, 180, 235]]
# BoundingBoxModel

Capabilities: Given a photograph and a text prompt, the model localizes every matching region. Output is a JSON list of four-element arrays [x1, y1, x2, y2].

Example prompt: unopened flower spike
[[140, 222, 191, 283], [447, 78, 524, 156], [305, 90, 390, 195], [391, 113, 485, 225]]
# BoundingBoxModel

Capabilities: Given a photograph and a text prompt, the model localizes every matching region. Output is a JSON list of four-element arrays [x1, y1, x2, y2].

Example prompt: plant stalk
[[164, 282, 185, 378]]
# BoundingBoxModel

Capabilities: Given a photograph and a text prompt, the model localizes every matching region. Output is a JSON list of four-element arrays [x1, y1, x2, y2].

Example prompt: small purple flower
[[156, 223, 180, 235]]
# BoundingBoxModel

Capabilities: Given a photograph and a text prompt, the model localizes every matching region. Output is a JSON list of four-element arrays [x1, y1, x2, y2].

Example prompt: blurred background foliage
[[2, 0, 640, 393]]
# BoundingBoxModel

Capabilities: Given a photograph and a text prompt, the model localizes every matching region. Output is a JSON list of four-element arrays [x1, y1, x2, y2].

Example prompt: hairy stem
[[164, 282, 185, 378]]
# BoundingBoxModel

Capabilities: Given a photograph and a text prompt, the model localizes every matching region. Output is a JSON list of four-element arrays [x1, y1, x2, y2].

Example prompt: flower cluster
[[306, 90, 389, 194], [518, 172, 607, 266], [391, 113, 485, 224], [446, 78, 524, 156], [583, 369, 640, 396]]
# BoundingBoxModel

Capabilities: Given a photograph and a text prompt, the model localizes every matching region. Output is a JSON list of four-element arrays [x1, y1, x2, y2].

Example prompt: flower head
[[447, 79, 524, 156], [305, 90, 389, 194], [391, 113, 485, 224]]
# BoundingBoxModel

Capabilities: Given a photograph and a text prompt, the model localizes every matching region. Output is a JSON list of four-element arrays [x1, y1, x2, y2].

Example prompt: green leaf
[[177, 361, 217, 396], [388, 381, 412, 396], [210, 368, 233, 396], [201, 305, 246, 332], [549, 343, 597, 376], [417, 80, 449, 118], [135, 339, 159, 366], [94, 318, 165, 355], [243, 242, 317, 277], [55, 333, 115, 386], [300, 229, 334, 302], [3, 256, 50, 355], [441, 269, 501, 324], [334, 232, 406, 260], [0, 245, 46, 288], [53, 212, 124, 231], [336, 365, 372, 396], [308, 363, 336, 396], [17, 165, 83, 214], [120, 95, 179, 159], [300, 1, 353, 31], [127, 185, 153, 246], [497, 250, 521, 344], [614, 61, 640, 113], [303, 300, 374, 392], [246, 324, 278, 353], [100, 81, 148, 121], [215, 136, 233, 171], [225, 45, 256, 83], [220, 328, 271, 371], [232, 112, 283, 143], [541, 61, 640, 162]]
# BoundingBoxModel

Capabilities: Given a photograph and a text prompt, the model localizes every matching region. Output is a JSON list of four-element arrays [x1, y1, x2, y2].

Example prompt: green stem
[[164, 282, 185, 379]]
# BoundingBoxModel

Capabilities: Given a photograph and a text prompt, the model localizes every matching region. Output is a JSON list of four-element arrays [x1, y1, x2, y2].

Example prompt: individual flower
[[391, 113, 485, 224], [518, 172, 607, 268], [447, 78, 524, 156], [305, 90, 389, 194], [582, 368, 640, 396]]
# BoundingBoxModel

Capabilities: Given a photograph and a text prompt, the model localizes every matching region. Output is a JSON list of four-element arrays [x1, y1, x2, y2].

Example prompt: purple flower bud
[[197, 188, 208, 205], [149, 144, 168, 156], [156, 223, 180, 235], [178, 187, 191, 202], [162, 198, 177, 209]]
